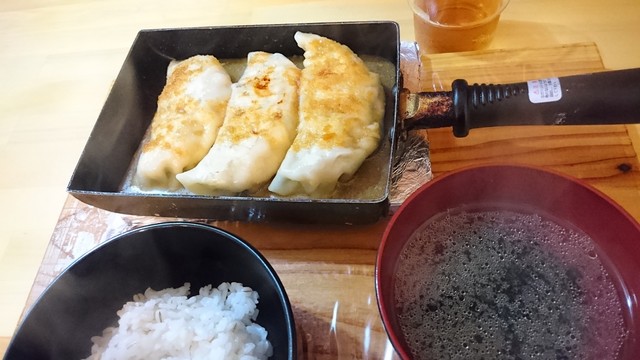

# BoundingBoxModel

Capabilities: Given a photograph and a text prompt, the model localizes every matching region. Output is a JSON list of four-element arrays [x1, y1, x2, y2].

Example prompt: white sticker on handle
[[527, 78, 563, 103]]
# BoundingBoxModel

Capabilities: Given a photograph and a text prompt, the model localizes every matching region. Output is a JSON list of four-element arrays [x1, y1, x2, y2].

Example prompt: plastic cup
[[408, 0, 510, 54]]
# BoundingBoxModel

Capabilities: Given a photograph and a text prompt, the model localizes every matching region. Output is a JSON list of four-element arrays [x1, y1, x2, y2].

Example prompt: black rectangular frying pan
[[68, 21, 640, 224], [69, 22, 402, 224]]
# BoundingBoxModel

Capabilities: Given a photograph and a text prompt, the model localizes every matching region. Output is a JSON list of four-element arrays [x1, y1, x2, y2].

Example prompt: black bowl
[[4, 222, 296, 359]]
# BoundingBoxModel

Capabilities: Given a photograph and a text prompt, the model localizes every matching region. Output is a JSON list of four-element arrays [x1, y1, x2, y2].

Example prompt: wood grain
[[418, 43, 606, 90], [418, 43, 640, 221]]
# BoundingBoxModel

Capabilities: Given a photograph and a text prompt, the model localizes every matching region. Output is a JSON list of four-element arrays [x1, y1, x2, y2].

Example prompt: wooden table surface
[[2, 0, 640, 358]]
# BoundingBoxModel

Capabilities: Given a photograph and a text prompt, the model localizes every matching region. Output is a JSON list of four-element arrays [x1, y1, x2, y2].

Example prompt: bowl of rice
[[5, 222, 296, 360]]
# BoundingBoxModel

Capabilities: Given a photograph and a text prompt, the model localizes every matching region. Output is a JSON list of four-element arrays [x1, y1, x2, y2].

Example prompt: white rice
[[84, 282, 273, 360]]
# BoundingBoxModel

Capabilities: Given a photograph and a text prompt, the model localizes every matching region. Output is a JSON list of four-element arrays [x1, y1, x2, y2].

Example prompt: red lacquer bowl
[[376, 164, 640, 359]]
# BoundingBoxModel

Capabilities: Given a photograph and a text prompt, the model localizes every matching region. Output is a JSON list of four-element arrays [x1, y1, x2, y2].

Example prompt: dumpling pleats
[[268, 32, 385, 197], [177, 52, 301, 195], [133, 55, 232, 190]]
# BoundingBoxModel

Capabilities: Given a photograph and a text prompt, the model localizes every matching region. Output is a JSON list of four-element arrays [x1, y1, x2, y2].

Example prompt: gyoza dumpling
[[268, 32, 385, 196], [133, 55, 232, 190], [176, 52, 301, 195]]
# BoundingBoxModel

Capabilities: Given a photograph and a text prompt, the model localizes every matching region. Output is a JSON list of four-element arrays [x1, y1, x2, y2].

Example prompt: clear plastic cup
[[408, 0, 510, 54]]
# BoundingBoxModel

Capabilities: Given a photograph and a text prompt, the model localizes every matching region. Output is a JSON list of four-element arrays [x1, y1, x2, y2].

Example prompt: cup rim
[[408, 0, 510, 29]]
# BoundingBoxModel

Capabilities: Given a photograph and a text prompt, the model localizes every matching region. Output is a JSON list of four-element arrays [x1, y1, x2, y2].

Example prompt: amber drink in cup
[[409, 0, 509, 54]]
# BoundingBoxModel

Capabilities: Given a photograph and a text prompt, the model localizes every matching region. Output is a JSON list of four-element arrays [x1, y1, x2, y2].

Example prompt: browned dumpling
[[177, 52, 301, 195], [133, 55, 232, 190], [268, 32, 385, 196]]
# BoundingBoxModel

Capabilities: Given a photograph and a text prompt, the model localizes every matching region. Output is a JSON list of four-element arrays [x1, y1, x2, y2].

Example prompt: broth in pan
[[121, 55, 396, 200]]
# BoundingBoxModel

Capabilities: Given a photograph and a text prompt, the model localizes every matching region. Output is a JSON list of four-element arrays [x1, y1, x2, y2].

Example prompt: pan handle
[[403, 68, 640, 137]]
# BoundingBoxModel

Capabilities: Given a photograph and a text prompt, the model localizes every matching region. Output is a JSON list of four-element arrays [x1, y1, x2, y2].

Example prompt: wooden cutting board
[[20, 42, 640, 360], [412, 42, 640, 222]]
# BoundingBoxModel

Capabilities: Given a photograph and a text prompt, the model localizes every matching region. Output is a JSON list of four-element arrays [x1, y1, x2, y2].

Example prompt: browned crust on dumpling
[[219, 52, 301, 147], [292, 34, 383, 152]]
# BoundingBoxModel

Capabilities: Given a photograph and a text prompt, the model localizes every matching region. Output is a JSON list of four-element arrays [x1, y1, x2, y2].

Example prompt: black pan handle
[[451, 68, 640, 137]]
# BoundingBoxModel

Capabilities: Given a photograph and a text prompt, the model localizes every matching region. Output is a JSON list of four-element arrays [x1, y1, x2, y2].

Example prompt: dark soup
[[394, 207, 628, 360]]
